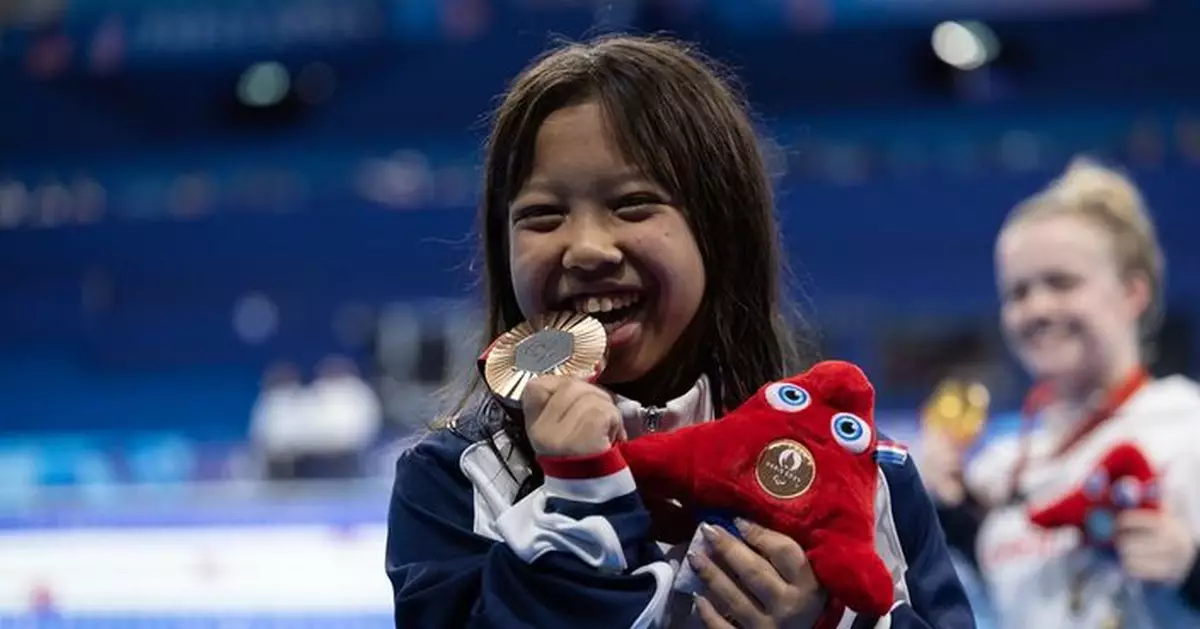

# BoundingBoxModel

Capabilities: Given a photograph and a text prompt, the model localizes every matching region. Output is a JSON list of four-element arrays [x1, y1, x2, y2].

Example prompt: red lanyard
[[1006, 368, 1150, 503]]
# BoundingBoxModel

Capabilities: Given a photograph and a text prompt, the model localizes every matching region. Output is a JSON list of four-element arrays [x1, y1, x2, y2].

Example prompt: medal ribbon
[[1005, 367, 1149, 503]]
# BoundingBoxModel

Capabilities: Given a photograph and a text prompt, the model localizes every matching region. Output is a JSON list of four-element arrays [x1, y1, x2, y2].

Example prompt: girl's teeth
[[571, 293, 640, 314]]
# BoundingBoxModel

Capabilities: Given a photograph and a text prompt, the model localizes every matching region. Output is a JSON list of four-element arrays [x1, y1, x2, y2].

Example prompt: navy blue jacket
[[386, 419, 975, 628]]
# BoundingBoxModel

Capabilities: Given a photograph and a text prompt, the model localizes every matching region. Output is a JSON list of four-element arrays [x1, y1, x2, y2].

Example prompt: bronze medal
[[754, 439, 816, 500], [479, 311, 608, 409]]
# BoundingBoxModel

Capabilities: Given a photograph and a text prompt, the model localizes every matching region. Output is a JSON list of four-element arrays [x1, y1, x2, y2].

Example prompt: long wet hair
[[445, 34, 817, 498]]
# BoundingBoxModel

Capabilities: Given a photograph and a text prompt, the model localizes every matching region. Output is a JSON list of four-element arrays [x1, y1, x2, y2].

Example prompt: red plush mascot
[[618, 360, 894, 627], [1028, 442, 1161, 548]]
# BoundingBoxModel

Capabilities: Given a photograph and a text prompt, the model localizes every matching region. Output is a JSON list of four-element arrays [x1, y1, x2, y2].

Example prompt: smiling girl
[[922, 158, 1200, 629], [387, 34, 974, 629]]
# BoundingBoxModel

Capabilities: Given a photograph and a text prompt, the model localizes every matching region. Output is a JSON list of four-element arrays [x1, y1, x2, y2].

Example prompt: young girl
[[920, 158, 1200, 629], [386, 34, 974, 629]]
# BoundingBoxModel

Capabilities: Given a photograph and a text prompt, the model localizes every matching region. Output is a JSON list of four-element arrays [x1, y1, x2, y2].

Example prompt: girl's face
[[507, 101, 706, 386], [996, 213, 1146, 388]]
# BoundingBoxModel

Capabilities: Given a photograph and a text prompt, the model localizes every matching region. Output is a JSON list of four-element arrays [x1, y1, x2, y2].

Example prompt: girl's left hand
[[1116, 509, 1199, 586], [688, 519, 825, 628]]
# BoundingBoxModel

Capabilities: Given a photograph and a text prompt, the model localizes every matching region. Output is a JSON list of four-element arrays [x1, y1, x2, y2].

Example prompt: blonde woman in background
[[920, 157, 1200, 628]]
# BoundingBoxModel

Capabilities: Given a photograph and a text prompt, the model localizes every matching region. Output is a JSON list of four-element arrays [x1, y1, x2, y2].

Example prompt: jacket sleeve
[[385, 436, 675, 629], [934, 491, 987, 571], [850, 450, 978, 629], [1180, 556, 1200, 611]]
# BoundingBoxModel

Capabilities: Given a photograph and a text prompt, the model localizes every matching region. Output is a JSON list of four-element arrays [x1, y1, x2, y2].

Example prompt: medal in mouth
[[479, 311, 609, 409], [559, 291, 647, 344]]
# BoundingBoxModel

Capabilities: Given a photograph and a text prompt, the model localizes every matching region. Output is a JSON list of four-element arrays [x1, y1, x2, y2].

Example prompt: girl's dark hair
[[445, 34, 816, 497]]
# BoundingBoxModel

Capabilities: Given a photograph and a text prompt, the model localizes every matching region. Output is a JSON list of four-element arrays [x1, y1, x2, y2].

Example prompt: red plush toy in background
[[1027, 442, 1161, 548], [617, 360, 895, 627]]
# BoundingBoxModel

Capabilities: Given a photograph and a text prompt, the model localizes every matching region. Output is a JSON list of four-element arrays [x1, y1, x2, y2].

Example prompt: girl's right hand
[[521, 376, 627, 458], [918, 429, 969, 507]]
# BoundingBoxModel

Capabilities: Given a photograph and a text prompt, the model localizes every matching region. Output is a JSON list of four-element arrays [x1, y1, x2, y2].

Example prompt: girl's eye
[[1002, 282, 1027, 303], [512, 205, 562, 221], [1044, 271, 1081, 293], [614, 192, 662, 208], [511, 205, 565, 230], [612, 193, 663, 221]]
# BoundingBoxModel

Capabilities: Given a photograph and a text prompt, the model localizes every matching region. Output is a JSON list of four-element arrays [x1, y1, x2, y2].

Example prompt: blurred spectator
[[301, 355, 383, 479], [250, 356, 382, 481], [249, 361, 309, 480]]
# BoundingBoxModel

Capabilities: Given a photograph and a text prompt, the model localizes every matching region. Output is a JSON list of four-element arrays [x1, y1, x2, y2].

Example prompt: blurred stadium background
[[2, 0, 1199, 626]]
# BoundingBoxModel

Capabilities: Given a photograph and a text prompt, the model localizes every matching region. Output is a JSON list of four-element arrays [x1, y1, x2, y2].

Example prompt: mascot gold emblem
[[755, 439, 816, 500], [480, 312, 609, 410]]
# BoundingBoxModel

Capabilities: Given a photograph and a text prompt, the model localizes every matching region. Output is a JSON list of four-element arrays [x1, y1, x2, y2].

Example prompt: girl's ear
[[1123, 270, 1152, 325]]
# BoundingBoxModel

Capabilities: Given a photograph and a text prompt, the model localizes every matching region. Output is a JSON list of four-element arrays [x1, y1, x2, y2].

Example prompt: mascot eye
[[1083, 470, 1109, 500], [831, 413, 872, 454], [764, 383, 812, 413], [1111, 477, 1142, 509]]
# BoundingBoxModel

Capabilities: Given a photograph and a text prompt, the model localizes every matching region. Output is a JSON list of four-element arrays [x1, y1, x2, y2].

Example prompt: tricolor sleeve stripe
[[876, 442, 909, 466], [540, 448, 637, 504], [388, 431, 672, 629], [540, 447, 629, 479], [488, 447, 653, 574]]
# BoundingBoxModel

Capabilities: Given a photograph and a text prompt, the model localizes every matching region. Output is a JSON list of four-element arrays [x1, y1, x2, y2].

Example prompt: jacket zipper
[[643, 406, 665, 433]]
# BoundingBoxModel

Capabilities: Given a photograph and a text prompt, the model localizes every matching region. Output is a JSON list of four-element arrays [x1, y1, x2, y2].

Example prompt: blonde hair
[[1003, 156, 1166, 334]]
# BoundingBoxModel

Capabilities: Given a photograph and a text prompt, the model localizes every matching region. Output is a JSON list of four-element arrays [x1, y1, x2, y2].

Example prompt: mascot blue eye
[[764, 383, 811, 413], [1111, 477, 1142, 509], [1083, 470, 1109, 501], [831, 413, 872, 454]]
